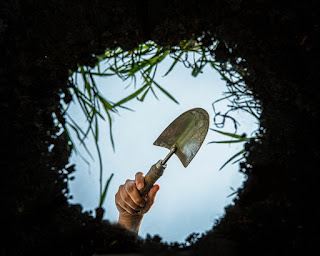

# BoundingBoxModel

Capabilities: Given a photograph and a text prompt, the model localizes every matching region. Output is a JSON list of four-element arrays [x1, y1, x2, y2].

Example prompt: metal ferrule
[[156, 160, 167, 170], [155, 160, 167, 174]]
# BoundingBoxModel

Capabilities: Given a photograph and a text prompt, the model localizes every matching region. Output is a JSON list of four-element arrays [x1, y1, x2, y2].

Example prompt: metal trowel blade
[[153, 108, 209, 167]]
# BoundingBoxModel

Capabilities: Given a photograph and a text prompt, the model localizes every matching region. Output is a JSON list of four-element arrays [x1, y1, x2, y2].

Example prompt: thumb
[[147, 184, 160, 199], [144, 184, 160, 211]]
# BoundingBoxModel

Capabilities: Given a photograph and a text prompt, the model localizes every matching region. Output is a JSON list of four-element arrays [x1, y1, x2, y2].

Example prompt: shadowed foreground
[[1, 0, 319, 255]]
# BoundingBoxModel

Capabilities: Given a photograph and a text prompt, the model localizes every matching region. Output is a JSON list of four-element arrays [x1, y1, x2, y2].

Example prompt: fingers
[[120, 184, 142, 210], [115, 185, 138, 215], [115, 173, 160, 217], [141, 184, 160, 214], [115, 177, 146, 216], [116, 197, 137, 215], [124, 179, 145, 208], [135, 172, 145, 191]]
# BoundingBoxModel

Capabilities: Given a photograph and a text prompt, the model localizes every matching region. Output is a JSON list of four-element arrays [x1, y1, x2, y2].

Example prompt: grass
[[209, 129, 257, 171], [62, 37, 260, 212]]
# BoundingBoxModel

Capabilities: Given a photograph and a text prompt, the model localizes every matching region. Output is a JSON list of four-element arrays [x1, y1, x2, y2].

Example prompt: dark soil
[[1, 0, 319, 255]]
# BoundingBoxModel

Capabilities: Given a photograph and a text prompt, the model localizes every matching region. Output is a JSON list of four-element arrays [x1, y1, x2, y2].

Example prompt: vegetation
[[209, 129, 259, 171], [4, 0, 318, 254], [64, 39, 260, 203]]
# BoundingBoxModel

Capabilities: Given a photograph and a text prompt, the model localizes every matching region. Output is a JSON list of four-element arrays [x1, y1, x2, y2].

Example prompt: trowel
[[139, 108, 209, 196]]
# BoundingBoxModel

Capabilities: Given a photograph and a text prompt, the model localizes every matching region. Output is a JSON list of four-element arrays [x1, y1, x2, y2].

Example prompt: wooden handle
[[139, 160, 166, 197]]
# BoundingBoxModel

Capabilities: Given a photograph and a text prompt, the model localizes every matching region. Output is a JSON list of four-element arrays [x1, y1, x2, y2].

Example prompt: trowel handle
[[139, 160, 166, 197]]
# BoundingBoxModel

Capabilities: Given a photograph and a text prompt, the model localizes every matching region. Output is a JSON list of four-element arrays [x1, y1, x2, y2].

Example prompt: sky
[[66, 57, 259, 243]]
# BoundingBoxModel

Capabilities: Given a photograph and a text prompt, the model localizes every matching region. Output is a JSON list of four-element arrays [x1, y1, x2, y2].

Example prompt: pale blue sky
[[67, 58, 259, 243]]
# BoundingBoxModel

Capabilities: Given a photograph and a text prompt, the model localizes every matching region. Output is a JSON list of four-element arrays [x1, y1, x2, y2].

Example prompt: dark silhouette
[[1, 0, 319, 255]]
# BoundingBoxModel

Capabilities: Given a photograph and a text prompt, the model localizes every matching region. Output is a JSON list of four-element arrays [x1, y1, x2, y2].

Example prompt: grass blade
[[80, 66, 92, 100], [227, 191, 238, 198], [65, 117, 94, 160], [219, 149, 246, 171], [232, 156, 245, 164], [98, 94, 116, 113], [113, 85, 148, 107], [210, 128, 249, 140], [105, 110, 115, 151], [138, 87, 150, 102], [99, 173, 114, 207], [164, 51, 184, 76], [75, 71, 115, 77], [208, 140, 246, 144], [152, 79, 179, 104]]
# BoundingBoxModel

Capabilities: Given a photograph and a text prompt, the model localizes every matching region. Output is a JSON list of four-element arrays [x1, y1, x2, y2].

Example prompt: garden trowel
[[139, 108, 209, 196]]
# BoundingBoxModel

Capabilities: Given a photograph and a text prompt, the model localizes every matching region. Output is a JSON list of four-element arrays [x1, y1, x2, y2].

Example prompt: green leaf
[[191, 66, 199, 77], [92, 107, 105, 120], [209, 61, 232, 83], [99, 173, 114, 207], [94, 115, 99, 141], [73, 89, 105, 120], [118, 105, 134, 112], [219, 149, 246, 171], [105, 110, 115, 151], [80, 66, 92, 100], [227, 191, 238, 198], [152, 79, 179, 104], [113, 85, 148, 107], [72, 87, 90, 103], [191, 61, 205, 77], [91, 72, 115, 76], [82, 111, 96, 143], [149, 85, 159, 100], [140, 71, 152, 87], [75, 71, 115, 77], [128, 62, 145, 76], [208, 140, 246, 144], [232, 156, 245, 164], [65, 116, 94, 160], [60, 121, 74, 152], [98, 94, 116, 113], [210, 128, 250, 141], [73, 88, 91, 118], [94, 135, 103, 198], [138, 87, 150, 102], [164, 51, 184, 77]]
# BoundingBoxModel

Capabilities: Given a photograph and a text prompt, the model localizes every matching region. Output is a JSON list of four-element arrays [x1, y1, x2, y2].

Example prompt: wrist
[[118, 214, 143, 234]]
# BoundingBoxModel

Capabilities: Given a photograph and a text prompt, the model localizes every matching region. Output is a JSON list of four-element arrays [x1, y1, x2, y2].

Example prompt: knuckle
[[122, 192, 129, 201], [135, 172, 144, 177], [115, 190, 121, 201], [125, 182, 134, 193]]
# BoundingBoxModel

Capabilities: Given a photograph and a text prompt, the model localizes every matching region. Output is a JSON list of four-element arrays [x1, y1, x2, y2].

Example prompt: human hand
[[115, 172, 160, 233]]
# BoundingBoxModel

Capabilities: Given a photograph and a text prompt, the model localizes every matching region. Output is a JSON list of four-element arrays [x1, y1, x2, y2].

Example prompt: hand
[[115, 172, 160, 233]]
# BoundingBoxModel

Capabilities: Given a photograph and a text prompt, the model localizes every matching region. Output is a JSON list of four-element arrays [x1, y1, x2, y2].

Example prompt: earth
[[1, 0, 319, 255]]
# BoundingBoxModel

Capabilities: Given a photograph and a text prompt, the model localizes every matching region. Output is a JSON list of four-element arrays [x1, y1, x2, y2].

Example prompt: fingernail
[[137, 183, 144, 190]]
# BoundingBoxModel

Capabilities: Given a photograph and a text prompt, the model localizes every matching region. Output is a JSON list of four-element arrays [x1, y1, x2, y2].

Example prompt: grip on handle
[[138, 160, 166, 197]]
